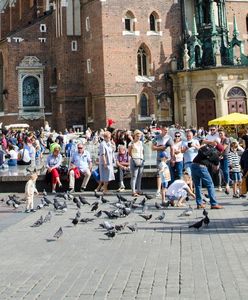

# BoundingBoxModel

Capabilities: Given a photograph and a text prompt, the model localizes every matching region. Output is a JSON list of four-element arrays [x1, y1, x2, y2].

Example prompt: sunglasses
[[210, 129, 216, 131], [175, 135, 181, 137], [78, 147, 83, 149]]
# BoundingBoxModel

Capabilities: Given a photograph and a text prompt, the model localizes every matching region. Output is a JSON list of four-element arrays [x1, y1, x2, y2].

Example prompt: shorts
[[230, 172, 242, 182], [161, 181, 168, 189]]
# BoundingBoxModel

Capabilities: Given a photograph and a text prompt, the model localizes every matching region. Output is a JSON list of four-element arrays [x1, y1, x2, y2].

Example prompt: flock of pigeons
[[1, 189, 211, 240]]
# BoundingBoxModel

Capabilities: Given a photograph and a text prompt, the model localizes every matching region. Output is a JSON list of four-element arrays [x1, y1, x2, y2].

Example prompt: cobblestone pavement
[[0, 190, 248, 300]]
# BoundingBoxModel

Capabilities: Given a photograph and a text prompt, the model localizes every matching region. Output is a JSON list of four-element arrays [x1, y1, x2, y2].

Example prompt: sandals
[[132, 193, 139, 197]]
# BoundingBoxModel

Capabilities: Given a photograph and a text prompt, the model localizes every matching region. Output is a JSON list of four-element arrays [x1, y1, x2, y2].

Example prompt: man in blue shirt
[[69, 143, 92, 192]]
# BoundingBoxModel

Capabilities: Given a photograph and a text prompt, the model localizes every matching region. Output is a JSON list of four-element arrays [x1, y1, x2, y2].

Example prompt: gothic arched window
[[137, 47, 148, 76], [140, 93, 149, 116], [149, 12, 159, 32], [124, 11, 135, 32], [22, 76, 40, 108]]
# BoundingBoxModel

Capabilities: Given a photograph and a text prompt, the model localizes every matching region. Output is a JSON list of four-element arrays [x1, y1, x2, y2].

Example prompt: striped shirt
[[227, 151, 241, 172]]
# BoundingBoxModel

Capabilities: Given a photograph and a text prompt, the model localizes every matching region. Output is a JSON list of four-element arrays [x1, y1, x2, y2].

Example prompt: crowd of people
[[1, 122, 248, 210]]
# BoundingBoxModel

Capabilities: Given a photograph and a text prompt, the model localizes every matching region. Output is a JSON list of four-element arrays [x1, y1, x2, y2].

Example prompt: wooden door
[[196, 89, 216, 130]]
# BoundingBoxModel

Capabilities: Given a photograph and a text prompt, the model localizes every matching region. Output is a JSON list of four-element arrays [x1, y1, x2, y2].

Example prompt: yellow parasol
[[208, 112, 248, 126]]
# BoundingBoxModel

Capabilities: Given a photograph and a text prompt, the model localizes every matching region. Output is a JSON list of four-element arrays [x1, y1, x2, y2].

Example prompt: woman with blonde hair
[[128, 130, 144, 197]]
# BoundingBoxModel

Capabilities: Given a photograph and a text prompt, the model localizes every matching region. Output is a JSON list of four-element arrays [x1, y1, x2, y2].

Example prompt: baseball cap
[[160, 151, 168, 159]]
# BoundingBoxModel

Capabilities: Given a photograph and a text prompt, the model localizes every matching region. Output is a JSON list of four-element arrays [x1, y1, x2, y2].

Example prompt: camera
[[188, 142, 192, 148]]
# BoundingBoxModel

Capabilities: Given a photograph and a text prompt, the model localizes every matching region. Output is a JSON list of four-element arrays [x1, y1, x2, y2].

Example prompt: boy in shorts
[[159, 151, 171, 206]]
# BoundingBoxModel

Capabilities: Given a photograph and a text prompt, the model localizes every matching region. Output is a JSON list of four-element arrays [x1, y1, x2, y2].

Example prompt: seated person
[[68, 143, 92, 192], [7, 144, 18, 167], [17, 144, 31, 165], [116, 145, 130, 192], [46, 146, 63, 193]]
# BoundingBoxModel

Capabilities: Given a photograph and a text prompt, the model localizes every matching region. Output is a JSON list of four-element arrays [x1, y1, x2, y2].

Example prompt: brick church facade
[[0, 0, 247, 131]]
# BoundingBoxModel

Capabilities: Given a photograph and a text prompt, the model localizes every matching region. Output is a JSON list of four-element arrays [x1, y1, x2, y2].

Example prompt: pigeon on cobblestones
[[203, 215, 210, 226], [155, 211, 165, 221], [101, 196, 110, 204], [139, 214, 152, 221], [127, 223, 138, 232], [31, 216, 44, 227], [189, 219, 204, 230], [104, 230, 116, 238], [203, 209, 208, 217], [72, 217, 79, 226], [43, 197, 52, 206], [91, 201, 99, 212], [94, 210, 102, 218], [79, 196, 90, 205], [44, 212, 52, 223], [76, 210, 81, 218], [144, 194, 153, 200], [80, 218, 94, 223], [178, 205, 193, 217], [94, 191, 101, 199], [54, 227, 63, 239], [99, 221, 114, 231]]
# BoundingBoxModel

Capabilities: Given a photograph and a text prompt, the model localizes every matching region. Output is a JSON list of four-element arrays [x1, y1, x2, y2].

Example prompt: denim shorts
[[161, 181, 168, 188], [230, 172, 242, 182]]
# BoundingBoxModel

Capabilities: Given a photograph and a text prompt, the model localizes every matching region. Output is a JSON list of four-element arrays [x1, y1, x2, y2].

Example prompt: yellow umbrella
[[208, 112, 248, 126]]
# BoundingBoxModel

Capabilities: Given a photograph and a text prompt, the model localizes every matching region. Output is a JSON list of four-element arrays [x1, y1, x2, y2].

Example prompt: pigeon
[[139, 198, 146, 207], [115, 222, 128, 231], [94, 210, 102, 218], [99, 221, 114, 230], [80, 217, 94, 223], [189, 219, 204, 230], [32, 216, 44, 227], [79, 196, 90, 205], [104, 230, 116, 238], [178, 205, 193, 217], [101, 196, 110, 204], [67, 192, 73, 201], [54, 227, 63, 239], [203, 215, 210, 226], [144, 194, 153, 200], [94, 191, 101, 199], [43, 189, 47, 196], [203, 209, 208, 217], [76, 210, 81, 218], [127, 223, 138, 232], [73, 197, 79, 204], [44, 212, 52, 223], [0, 198, 4, 202], [123, 207, 131, 216], [155, 202, 162, 210], [91, 202, 99, 212], [155, 211, 166, 221], [6, 199, 12, 206], [12, 202, 19, 209], [37, 203, 44, 209], [117, 194, 128, 202], [43, 197, 52, 205], [114, 203, 125, 209], [76, 201, 81, 209], [131, 203, 141, 210], [139, 214, 152, 221], [12, 198, 21, 205], [72, 217, 79, 226]]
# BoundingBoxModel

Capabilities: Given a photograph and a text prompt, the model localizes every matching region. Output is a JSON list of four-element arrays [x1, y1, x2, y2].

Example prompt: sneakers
[[25, 209, 30, 213], [240, 194, 247, 198], [117, 186, 125, 192], [233, 194, 240, 198], [217, 186, 223, 192], [52, 190, 56, 194], [68, 188, 75, 193], [156, 191, 161, 198], [30, 209, 36, 212], [80, 187, 86, 192], [211, 205, 223, 209]]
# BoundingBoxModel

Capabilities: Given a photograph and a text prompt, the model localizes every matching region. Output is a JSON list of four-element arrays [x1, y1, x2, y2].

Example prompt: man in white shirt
[[203, 126, 220, 145], [69, 143, 92, 192]]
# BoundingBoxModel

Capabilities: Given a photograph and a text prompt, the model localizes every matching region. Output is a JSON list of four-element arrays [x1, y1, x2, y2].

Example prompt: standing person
[[191, 144, 224, 209], [158, 151, 171, 206], [228, 141, 242, 198], [128, 130, 144, 197], [24, 173, 39, 213], [116, 145, 130, 192], [218, 129, 230, 194], [152, 126, 174, 197], [240, 148, 248, 197], [181, 130, 200, 176], [68, 143, 92, 192], [170, 132, 183, 181], [46, 146, 63, 193], [99, 131, 115, 194]]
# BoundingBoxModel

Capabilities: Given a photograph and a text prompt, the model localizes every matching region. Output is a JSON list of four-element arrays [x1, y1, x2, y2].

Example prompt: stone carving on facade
[[19, 56, 43, 68]]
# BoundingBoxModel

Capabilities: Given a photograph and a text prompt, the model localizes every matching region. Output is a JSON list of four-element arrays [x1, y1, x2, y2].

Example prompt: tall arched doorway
[[227, 87, 247, 114], [196, 88, 216, 129]]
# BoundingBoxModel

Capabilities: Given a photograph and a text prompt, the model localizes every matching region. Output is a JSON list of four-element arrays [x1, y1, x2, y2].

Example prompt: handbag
[[133, 158, 144, 167], [92, 168, 100, 182]]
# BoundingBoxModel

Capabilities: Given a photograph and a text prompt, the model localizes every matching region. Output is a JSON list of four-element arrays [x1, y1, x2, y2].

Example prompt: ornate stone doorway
[[227, 87, 247, 114], [196, 88, 216, 129]]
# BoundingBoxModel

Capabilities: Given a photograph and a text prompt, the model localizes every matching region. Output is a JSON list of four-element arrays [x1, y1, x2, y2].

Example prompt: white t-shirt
[[166, 179, 189, 199], [205, 133, 220, 143], [18, 148, 31, 163], [9, 149, 18, 160]]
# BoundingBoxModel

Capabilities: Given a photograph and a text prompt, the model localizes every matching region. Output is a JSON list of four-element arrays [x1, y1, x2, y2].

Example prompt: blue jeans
[[191, 163, 218, 206], [184, 161, 192, 176], [220, 156, 230, 185], [170, 161, 183, 182]]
